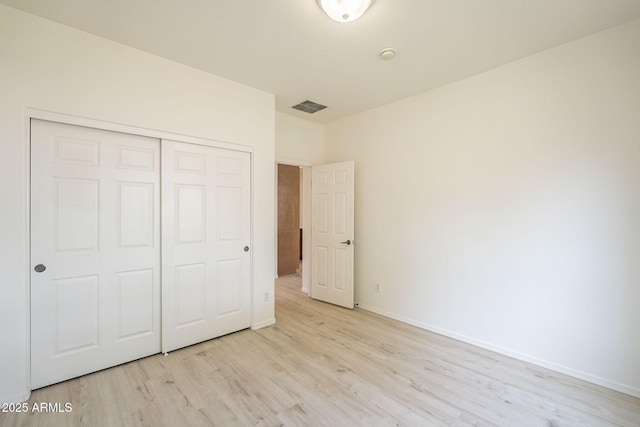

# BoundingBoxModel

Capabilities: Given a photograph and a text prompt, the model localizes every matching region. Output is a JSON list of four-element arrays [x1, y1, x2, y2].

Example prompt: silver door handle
[[340, 240, 351, 245]]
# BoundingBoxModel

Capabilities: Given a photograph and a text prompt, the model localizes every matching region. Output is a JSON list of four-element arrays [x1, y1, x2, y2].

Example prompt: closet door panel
[[162, 140, 251, 353], [31, 119, 161, 389]]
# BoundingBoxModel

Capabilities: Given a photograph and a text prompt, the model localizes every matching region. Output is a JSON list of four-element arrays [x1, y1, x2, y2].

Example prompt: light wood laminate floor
[[2, 274, 639, 426]]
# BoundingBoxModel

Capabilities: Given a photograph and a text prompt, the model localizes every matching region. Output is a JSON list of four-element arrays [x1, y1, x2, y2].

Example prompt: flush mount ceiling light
[[316, 0, 375, 23]]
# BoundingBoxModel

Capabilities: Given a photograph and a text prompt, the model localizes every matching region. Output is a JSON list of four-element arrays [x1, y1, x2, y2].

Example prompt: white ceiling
[[3, 0, 640, 123]]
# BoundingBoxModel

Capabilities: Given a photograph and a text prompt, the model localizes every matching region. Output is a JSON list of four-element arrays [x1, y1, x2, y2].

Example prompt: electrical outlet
[[375, 283, 381, 292], [264, 291, 269, 302]]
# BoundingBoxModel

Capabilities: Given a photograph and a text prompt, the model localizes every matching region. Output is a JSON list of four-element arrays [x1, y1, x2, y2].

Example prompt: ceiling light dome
[[316, 0, 375, 23]]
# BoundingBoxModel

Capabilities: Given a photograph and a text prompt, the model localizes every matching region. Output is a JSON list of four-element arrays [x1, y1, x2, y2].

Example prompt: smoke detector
[[379, 48, 396, 61]]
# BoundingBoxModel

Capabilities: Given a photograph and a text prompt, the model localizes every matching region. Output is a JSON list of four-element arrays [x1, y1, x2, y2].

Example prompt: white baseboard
[[357, 303, 640, 399], [1, 389, 31, 405], [251, 318, 276, 330]]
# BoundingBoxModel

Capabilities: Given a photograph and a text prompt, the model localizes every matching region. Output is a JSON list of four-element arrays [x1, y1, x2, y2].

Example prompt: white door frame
[[275, 159, 311, 293], [25, 108, 254, 392]]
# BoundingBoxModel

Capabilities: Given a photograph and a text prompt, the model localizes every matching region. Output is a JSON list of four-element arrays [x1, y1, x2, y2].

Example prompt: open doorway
[[276, 162, 311, 293], [277, 164, 300, 276]]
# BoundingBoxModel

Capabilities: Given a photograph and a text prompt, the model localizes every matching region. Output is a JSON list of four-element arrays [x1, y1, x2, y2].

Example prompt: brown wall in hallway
[[278, 164, 300, 276]]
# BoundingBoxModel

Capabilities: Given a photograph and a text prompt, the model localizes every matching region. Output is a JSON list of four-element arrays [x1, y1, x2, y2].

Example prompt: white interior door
[[31, 119, 161, 389], [310, 161, 355, 308], [161, 140, 251, 353]]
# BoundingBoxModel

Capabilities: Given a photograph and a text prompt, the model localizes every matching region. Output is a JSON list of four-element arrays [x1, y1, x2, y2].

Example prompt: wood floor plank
[[1, 273, 639, 426]]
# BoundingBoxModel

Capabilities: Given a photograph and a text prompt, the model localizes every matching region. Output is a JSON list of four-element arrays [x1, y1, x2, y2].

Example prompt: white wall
[[275, 112, 325, 166], [274, 112, 324, 291], [325, 18, 640, 397], [0, 5, 275, 403]]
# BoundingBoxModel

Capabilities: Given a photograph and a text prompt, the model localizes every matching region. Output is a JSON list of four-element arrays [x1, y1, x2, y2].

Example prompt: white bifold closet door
[[161, 140, 251, 353], [31, 119, 162, 389]]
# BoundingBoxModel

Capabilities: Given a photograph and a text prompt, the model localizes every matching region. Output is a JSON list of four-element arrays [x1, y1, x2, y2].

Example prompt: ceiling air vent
[[291, 100, 327, 114]]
